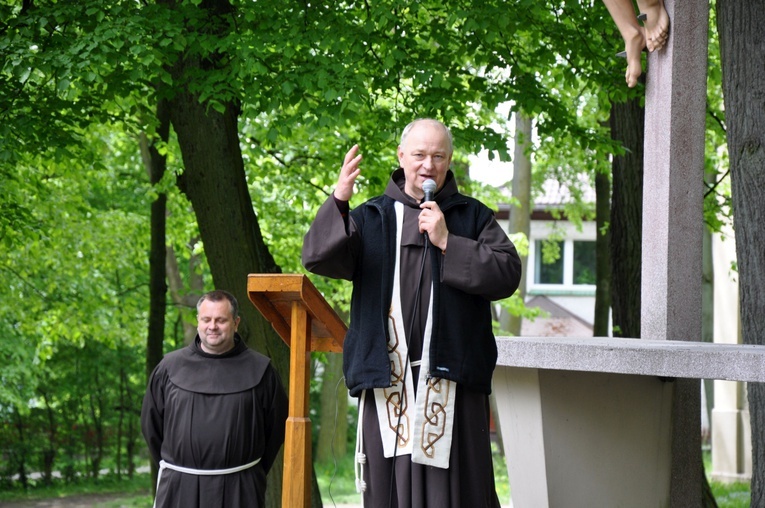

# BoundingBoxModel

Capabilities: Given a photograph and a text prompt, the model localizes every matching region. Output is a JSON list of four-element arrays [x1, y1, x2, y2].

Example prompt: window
[[535, 240, 564, 284], [533, 239, 597, 287], [573, 241, 596, 285]]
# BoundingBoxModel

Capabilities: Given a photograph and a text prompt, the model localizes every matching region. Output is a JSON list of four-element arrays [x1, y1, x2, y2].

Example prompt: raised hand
[[334, 144, 363, 202]]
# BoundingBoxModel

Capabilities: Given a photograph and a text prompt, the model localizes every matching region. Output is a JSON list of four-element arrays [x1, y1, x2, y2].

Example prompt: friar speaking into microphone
[[302, 118, 522, 508]]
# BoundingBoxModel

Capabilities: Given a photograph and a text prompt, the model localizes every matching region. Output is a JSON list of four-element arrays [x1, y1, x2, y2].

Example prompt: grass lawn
[[0, 473, 152, 507], [0, 449, 750, 507], [704, 449, 751, 508]]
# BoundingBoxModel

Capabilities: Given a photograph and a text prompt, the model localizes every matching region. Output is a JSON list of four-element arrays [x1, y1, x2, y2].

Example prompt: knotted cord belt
[[153, 457, 261, 508]]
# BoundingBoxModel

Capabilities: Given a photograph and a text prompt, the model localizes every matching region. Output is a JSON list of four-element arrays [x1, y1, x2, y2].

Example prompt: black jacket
[[342, 188, 516, 396]]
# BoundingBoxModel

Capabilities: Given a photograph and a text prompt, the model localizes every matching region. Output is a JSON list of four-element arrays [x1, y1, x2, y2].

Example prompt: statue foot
[[616, 29, 647, 88], [637, 0, 670, 52]]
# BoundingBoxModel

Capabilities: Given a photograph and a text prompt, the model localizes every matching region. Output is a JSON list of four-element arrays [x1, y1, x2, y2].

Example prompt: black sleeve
[[260, 364, 289, 474]]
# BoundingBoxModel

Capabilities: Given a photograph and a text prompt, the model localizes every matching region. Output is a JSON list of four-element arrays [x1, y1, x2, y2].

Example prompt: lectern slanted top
[[247, 273, 346, 352]]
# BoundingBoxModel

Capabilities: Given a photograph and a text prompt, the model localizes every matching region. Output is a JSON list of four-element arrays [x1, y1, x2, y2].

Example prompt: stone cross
[[642, 0, 709, 504]]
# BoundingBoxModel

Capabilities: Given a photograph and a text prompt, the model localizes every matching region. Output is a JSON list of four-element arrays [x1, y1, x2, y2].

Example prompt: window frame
[[528, 220, 597, 296]]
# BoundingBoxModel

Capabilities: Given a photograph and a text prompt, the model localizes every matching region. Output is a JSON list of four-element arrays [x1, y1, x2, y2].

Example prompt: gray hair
[[197, 290, 239, 318], [400, 118, 453, 154]]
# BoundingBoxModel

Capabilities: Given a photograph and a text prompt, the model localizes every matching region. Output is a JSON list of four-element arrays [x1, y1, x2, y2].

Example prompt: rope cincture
[[355, 390, 368, 504], [153, 457, 261, 508]]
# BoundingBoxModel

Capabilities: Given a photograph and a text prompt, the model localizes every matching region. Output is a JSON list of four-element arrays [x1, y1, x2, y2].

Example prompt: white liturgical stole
[[371, 201, 457, 469]]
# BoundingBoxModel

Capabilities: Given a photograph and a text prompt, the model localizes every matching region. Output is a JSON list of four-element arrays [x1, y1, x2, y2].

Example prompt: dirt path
[[0, 496, 368, 508], [0, 496, 366, 508]]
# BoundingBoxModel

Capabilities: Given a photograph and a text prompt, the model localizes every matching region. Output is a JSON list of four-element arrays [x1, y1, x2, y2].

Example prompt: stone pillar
[[640, 0, 709, 505]]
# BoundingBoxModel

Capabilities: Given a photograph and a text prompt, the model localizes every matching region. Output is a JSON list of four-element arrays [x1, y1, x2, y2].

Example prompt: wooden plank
[[281, 301, 312, 508], [282, 417, 311, 508], [247, 291, 292, 347], [246, 274, 346, 352]]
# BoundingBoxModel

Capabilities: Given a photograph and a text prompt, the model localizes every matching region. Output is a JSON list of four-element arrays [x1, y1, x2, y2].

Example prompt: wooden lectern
[[247, 274, 347, 508]]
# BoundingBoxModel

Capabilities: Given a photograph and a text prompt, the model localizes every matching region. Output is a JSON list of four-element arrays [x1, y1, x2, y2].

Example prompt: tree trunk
[[87, 377, 105, 479], [117, 365, 125, 480], [593, 169, 612, 337], [493, 111, 534, 456], [141, 99, 170, 380], [608, 97, 644, 339], [504, 111, 532, 335], [139, 99, 170, 494], [167, 87, 288, 356], [718, 1, 765, 505], [40, 390, 56, 486]]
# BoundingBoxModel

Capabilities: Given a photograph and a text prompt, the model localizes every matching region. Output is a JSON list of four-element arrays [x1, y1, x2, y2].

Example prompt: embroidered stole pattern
[[372, 202, 456, 469]]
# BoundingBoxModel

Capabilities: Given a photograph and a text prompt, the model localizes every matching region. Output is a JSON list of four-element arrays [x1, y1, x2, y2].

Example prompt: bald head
[[400, 119, 453, 155]]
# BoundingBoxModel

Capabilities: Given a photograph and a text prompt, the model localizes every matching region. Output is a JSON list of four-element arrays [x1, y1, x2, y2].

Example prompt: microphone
[[421, 179, 437, 248], [422, 179, 437, 202]]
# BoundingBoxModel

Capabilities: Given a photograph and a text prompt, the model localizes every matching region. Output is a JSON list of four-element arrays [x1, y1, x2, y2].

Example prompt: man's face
[[197, 299, 240, 354], [397, 121, 452, 200]]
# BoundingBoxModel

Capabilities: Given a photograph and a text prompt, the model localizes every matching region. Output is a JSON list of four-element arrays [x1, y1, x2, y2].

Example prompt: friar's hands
[[334, 145, 362, 202], [419, 200, 448, 252]]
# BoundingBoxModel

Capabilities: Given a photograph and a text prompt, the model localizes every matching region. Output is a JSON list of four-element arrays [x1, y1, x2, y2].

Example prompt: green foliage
[[0, 120, 168, 485], [0, 341, 146, 487], [703, 1, 731, 235]]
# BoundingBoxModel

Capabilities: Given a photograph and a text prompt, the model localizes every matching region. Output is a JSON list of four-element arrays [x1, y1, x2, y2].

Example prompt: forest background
[[1, 0, 763, 507]]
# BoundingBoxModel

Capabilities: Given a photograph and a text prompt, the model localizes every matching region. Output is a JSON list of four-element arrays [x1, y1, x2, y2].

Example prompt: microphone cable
[[387, 235, 431, 508]]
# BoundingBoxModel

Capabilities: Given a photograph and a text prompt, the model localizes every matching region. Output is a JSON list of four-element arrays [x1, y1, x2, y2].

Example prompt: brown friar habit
[[141, 335, 288, 508], [303, 170, 520, 508]]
